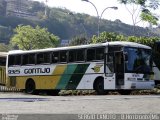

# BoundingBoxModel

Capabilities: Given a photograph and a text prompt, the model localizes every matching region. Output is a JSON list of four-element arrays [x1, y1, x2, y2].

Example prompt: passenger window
[[52, 52, 59, 63], [22, 54, 28, 65], [22, 54, 35, 65], [76, 49, 85, 61], [14, 55, 21, 65], [60, 51, 67, 62], [87, 49, 95, 61], [37, 53, 44, 64], [9, 55, 21, 66], [28, 54, 35, 64], [69, 51, 76, 62], [8, 55, 15, 66], [37, 52, 50, 64], [96, 48, 104, 60]]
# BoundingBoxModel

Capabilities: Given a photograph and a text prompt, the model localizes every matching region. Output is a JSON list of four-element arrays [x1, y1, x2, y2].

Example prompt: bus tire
[[94, 78, 106, 95], [25, 79, 36, 94]]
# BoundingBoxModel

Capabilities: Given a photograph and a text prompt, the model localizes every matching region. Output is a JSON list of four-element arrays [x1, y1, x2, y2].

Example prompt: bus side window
[[37, 52, 50, 64], [69, 50, 76, 62], [22, 54, 35, 65], [22, 54, 28, 65], [37, 53, 44, 64], [28, 54, 35, 64], [96, 47, 104, 60], [8, 55, 15, 66], [9, 55, 21, 66], [60, 51, 67, 63], [52, 52, 59, 63], [76, 49, 85, 61], [44, 52, 51, 63], [87, 48, 96, 61], [15, 55, 21, 66]]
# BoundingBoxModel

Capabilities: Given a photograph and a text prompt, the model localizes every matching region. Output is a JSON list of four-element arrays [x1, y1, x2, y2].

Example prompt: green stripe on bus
[[55, 64, 77, 89], [65, 64, 90, 90]]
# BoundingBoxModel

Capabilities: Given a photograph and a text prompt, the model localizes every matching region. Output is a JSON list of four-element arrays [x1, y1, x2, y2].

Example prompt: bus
[[6, 41, 154, 95], [153, 41, 160, 85], [0, 52, 7, 86]]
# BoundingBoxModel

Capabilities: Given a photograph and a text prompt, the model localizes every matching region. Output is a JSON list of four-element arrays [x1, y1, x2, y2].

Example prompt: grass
[[58, 88, 160, 96]]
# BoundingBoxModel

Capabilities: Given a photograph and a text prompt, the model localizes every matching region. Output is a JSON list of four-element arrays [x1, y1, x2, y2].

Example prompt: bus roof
[[8, 41, 151, 55]]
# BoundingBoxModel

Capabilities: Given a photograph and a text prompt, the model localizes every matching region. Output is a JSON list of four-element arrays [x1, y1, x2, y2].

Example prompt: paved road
[[0, 92, 160, 114]]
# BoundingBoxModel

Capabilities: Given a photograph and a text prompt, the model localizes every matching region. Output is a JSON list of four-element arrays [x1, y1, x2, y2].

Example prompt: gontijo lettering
[[24, 68, 50, 74]]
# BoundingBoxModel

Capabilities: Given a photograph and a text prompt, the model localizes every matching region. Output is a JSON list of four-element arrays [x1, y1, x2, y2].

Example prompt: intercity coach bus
[[6, 41, 154, 95]]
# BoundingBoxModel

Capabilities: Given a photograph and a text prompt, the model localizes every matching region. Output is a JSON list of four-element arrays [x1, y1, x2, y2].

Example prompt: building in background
[[60, 39, 69, 46]]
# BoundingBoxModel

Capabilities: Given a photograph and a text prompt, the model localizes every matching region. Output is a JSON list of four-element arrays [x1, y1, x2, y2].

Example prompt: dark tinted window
[[96, 48, 104, 60], [87, 49, 96, 61], [76, 49, 85, 61], [60, 51, 67, 62], [8, 55, 21, 66], [22, 54, 35, 65], [37, 52, 50, 64], [52, 52, 59, 63], [8, 55, 14, 66], [15, 55, 21, 65], [69, 51, 76, 62]]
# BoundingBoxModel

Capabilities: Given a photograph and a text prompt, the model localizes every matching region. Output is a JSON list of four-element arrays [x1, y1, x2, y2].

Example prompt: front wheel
[[94, 79, 107, 95]]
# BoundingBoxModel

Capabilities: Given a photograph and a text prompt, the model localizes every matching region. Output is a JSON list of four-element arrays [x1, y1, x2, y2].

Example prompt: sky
[[33, 0, 151, 27]]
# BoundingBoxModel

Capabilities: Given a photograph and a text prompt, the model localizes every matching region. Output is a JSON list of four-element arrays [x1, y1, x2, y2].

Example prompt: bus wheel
[[25, 79, 36, 94], [118, 90, 132, 95], [94, 78, 106, 95]]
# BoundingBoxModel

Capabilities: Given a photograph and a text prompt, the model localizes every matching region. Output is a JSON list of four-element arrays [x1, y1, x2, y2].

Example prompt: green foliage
[[10, 25, 59, 50], [69, 35, 88, 46], [118, 0, 160, 25], [141, 10, 158, 25], [91, 31, 160, 47], [0, 43, 10, 52], [91, 32, 125, 43]]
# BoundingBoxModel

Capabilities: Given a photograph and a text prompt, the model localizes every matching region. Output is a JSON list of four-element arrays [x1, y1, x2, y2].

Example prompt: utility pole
[[45, 0, 48, 16]]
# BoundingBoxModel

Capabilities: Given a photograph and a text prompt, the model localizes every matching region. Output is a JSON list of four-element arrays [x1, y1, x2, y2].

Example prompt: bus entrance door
[[114, 51, 124, 87]]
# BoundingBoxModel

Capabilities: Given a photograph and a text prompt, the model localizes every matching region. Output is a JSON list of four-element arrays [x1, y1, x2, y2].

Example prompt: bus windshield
[[124, 47, 152, 73]]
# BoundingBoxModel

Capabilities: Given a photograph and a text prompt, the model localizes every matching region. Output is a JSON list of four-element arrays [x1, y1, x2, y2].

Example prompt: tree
[[118, 0, 160, 27], [90, 31, 160, 47], [0, 43, 10, 52], [69, 35, 88, 46], [10, 25, 59, 50], [91, 32, 125, 43]]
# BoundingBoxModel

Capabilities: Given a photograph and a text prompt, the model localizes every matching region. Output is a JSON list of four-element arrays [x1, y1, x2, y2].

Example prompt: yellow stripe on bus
[[51, 65, 67, 89], [15, 65, 67, 90]]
